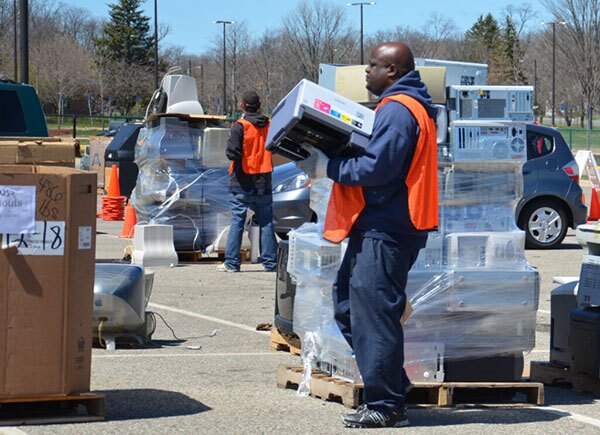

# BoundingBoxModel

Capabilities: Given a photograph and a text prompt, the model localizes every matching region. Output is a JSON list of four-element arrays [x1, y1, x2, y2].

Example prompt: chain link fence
[[559, 128, 600, 153]]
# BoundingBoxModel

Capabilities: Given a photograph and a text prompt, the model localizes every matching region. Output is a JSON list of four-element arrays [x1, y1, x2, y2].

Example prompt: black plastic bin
[[104, 123, 143, 198]]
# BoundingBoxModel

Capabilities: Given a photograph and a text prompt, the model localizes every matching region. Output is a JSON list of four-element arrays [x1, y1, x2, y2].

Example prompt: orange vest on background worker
[[323, 94, 439, 243], [228, 118, 272, 175]]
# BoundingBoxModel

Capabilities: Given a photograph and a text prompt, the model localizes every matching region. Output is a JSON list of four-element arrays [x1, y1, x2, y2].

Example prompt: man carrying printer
[[296, 42, 438, 428]]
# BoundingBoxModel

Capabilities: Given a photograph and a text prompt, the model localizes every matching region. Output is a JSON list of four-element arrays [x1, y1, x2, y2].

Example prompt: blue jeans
[[224, 192, 278, 271], [332, 235, 420, 413]]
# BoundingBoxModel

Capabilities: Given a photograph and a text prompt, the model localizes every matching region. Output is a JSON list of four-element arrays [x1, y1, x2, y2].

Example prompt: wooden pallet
[[530, 361, 600, 395], [277, 365, 544, 408], [269, 328, 302, 355], [177, 250, 250, 263], [0, 393, 105, 425], [177, 250, 204, 262]]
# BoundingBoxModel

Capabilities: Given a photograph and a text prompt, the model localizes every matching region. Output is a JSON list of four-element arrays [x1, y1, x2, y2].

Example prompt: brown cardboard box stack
[[0, 165, 96, 398], [0, 137, 81, 167]]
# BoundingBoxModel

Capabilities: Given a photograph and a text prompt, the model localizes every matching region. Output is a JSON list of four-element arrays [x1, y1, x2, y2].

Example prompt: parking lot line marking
[[1, 429, 29, 435], [93, 352, 286, 359], [148, 302, 270, 334], [536, 406, 600, 428]]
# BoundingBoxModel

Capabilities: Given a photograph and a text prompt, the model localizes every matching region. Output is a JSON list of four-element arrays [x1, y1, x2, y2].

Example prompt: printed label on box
[[78, 226, 92, 250], [2, 221, 66, 255], [0, 185, 36, 234]]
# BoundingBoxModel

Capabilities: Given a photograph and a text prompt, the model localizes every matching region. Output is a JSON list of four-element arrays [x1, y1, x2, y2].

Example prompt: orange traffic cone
[[119, 201, 137, 238], [587, 188, 600, 222], [101, 164, 126, 221], [107, 164, 121, 197]]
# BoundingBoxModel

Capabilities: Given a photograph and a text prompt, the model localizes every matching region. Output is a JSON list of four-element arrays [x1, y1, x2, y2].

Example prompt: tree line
[[0, 0, 597, 127]]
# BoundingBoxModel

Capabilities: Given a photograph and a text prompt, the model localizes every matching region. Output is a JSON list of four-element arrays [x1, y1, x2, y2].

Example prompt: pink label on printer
[[314, 99, 331, 114]]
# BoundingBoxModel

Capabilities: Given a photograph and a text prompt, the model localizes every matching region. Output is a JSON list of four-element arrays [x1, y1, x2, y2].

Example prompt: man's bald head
[[365, 42, 415, 96]]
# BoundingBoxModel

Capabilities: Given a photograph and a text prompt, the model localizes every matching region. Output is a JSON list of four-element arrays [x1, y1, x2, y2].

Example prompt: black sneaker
[[342, 405, 409, 428]]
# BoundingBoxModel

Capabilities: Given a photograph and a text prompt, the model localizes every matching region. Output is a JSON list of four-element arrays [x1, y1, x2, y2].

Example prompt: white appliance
[[451, 120, 527, 162], [449, 85, 534, 122], [415, 58, 488, 86], [266, 79, 375, 161], [162, 74, 204, 115]]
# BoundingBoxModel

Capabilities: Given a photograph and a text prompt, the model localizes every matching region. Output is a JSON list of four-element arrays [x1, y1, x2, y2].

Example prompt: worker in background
[[217, 91, 277, 273], [296, 42, 438, 428]]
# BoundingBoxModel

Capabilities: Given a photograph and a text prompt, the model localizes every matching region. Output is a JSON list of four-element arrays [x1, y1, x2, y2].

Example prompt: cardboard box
[[318, 64, 447, 105], [88, 136, 112, 187], [0, 137, 81, 167], [0, 166, 96, 398]]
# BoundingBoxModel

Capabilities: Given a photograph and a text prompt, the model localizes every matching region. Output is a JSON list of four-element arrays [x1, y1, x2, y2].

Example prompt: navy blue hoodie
[[326, 70, 437, 246]]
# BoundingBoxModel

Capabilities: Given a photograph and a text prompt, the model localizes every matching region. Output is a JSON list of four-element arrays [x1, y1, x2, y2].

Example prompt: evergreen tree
[[464, 14, 503, 83], [94, 0, 154, 66], [500, 16, 527, 84], [92, 0, 155, 114], [465, 14, 500, 51]]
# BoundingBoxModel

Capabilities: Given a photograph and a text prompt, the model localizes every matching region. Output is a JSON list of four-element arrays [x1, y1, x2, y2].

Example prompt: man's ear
[[387, 63, 399, 80]]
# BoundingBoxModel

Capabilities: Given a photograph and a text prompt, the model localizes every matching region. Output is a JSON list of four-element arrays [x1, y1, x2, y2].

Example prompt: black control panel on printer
[[268, 114, 365, 161]]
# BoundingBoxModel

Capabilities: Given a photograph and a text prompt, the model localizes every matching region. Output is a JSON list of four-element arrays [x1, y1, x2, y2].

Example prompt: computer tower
[[570, 307, 600, 378], [550, 281, 578, 367], [274, 240, 297, 335]]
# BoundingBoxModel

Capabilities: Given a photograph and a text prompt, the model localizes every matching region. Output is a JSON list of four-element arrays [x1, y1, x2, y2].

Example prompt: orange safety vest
[[323, 94, 439, 243], [228, 118, 273, 175]]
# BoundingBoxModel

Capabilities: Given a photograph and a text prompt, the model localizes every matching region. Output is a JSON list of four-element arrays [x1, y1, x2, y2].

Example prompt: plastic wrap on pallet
[[287, 223, 346, 282], [289, 128, 540, 383], [308, 178, 334, 223], [289, 222, 539, 384], [130, 116, 232, 251], [440, 163, 523, 206]]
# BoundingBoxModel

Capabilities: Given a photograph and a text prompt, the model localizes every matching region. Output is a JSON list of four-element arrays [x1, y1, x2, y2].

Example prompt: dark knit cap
[[242, 91, 261, 112]]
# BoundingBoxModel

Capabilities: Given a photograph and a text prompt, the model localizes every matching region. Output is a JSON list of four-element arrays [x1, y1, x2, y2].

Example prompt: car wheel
[[519, 199, 568, 249]]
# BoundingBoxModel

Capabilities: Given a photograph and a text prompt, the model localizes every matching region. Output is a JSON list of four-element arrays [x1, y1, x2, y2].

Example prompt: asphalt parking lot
[[3, 219, 600, 434]]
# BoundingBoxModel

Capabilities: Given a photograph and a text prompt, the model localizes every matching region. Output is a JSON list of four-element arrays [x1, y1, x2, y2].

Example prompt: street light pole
[[348, 2, 376, 65], [19, 0, 28, 84], [534, 59, 538, 122], [153, 0, 159, 90], [214, 20, 234, 116], [13, 0, 17, 81], [543, 20, 566, 126]]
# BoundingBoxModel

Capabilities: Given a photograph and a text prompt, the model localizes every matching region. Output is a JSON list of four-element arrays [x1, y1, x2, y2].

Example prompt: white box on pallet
[[447, 231, 526, 270], [451, 121, 527, 162]]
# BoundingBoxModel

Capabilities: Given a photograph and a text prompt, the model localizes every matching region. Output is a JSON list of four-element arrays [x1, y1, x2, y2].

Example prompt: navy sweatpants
[[332, 234, 420, 412]]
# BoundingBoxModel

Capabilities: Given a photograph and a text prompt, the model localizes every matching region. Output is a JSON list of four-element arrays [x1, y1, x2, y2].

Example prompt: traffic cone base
[[101, 164, 126, 221], [587, 188, 600, 222], [119, 201, 138, 238]]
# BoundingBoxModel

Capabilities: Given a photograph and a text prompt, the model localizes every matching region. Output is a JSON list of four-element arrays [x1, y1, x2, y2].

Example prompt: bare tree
[[542, 0, 600, 124], [32, 33, 93, 122], [281, 0, 354, 82], [420, 13, 462, 60]]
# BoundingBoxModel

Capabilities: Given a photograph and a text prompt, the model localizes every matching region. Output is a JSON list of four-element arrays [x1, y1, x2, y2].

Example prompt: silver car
[[272, 124, 587, 249]]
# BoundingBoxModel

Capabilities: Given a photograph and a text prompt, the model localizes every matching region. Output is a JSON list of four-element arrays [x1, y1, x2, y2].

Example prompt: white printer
[[265, 79, 375, 161]]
